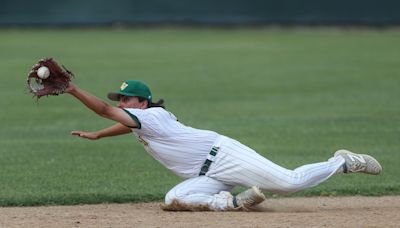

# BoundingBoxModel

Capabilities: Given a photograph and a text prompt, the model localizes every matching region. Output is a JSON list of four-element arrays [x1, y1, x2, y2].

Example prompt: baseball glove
[[27, 58, 74, 99]]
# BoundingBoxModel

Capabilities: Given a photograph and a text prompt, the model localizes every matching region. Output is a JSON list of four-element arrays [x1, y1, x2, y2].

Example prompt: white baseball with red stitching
[[37, 66, 50, 79]]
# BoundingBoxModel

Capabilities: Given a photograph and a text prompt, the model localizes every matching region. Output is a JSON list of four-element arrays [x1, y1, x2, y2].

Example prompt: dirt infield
[[1, 196, 399, 228]]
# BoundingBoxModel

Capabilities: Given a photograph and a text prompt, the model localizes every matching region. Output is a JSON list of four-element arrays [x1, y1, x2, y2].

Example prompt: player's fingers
[[71, 131, 98, 140], [71, 131, 83, 136]]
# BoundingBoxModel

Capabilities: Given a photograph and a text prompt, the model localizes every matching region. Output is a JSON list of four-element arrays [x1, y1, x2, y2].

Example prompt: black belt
[[199, 146, 219, 176]]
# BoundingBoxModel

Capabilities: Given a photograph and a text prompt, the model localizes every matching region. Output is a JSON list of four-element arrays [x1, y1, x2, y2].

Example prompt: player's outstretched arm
[[66, 83, 138, 128], [71, 123, 132, 140]]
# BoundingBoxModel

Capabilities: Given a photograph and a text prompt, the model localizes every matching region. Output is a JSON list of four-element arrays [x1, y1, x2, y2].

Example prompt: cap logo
[[120, 82, 128, 91]]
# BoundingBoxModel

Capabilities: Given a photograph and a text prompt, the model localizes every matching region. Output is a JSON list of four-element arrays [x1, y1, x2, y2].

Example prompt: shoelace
[[350, 161, 366, 172]]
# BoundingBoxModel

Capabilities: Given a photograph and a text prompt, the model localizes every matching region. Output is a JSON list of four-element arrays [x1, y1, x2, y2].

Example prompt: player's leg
[[163, 176, 266, 211], [163, 176, 235, 211], [208, 137, 380, 194], [212, 152, 344, 194]]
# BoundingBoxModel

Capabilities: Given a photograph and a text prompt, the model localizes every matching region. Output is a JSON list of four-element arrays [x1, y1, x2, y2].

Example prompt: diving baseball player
[[66, 80, 382, 211]]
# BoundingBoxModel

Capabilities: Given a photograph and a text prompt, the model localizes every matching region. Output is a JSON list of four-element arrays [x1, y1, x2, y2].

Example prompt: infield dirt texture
[[1, 196, 400, 227], [0, 28, 399, 226]]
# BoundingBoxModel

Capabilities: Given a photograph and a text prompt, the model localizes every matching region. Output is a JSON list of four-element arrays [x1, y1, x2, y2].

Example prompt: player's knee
[[164, 188, 186, 205], [164, 191, 176, 205]]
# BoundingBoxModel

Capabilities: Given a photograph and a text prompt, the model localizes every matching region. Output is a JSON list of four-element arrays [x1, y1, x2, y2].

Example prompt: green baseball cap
[[107, 80, 152, 102]]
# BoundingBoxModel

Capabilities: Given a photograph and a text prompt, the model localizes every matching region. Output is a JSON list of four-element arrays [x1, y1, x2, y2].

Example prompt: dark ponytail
[[149, 99, 165, 109], [138, 97, 166, 109]]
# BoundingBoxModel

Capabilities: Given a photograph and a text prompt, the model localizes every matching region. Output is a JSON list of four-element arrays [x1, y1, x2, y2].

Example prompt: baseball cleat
[[233, 186, 266, 210], [334, 149, 382, 175]]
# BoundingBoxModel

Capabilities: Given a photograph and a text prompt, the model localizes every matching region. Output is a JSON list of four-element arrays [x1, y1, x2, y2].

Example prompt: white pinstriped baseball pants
[[165, 136, 345, 211]]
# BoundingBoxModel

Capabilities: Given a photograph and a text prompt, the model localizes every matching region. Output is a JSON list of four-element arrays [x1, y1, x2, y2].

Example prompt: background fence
[[1, 0, 399, 26]]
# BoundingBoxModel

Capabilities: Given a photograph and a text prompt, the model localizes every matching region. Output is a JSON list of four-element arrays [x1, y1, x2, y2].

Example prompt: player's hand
[[71, 131, 100, 140]]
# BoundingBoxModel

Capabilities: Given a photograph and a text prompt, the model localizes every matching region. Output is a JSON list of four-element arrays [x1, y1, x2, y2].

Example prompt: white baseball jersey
[[124, 107, 345, 211], [123, 107, 219, 179]]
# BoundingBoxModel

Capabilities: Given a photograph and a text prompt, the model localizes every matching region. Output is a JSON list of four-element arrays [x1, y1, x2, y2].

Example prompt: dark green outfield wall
[[1, 0, 399, 26]]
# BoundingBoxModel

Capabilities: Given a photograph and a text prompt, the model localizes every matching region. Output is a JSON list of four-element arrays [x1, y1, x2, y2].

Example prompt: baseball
[[37, 66, 50, 79]]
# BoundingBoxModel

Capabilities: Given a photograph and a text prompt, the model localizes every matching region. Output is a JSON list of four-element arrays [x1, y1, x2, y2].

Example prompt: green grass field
[[0, 28, 399, 206]]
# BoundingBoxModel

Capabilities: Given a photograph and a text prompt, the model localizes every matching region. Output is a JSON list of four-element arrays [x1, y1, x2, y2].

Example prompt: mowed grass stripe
[[0, 28, 399, 206]]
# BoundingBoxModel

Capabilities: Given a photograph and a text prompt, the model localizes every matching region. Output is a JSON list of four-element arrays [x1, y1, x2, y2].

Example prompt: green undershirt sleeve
[[122, 109, 142, 129]]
